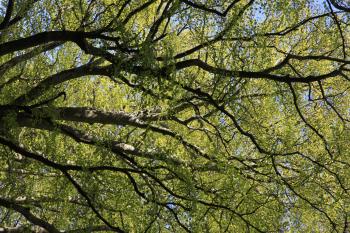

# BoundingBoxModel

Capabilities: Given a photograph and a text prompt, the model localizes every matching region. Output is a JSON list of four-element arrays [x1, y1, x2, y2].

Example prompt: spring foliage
[[0, 0, 350, 232]]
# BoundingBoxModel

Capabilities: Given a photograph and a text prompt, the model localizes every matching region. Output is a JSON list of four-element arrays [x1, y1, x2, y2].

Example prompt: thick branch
[[0, 0, 14, 30], [0, 197, 60, 233], [0, 42, 61, 77], [173, 58, 344, 83], [329, 0, 350, 12], [0, 31, 86, 56], [13, 61, 111, 105]]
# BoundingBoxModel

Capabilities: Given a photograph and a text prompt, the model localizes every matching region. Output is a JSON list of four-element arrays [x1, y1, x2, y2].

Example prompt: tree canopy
[[0, 0, 350, 232]]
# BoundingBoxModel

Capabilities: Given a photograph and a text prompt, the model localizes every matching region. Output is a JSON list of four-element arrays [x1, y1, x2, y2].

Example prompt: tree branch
[[0, 197, 60, 233]]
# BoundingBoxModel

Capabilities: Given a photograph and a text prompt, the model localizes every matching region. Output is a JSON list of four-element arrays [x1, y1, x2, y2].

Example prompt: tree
[[0, 0, 349, 232]]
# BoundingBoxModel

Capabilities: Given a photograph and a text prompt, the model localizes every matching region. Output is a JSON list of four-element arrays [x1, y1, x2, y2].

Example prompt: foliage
[[0, 0, 349, 232]]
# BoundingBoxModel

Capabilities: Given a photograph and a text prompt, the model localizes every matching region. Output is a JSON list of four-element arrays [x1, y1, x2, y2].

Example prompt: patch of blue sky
[[0, 1, 6, 16], [252, 3, 266, 23], [166, 202, 176, 209]]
